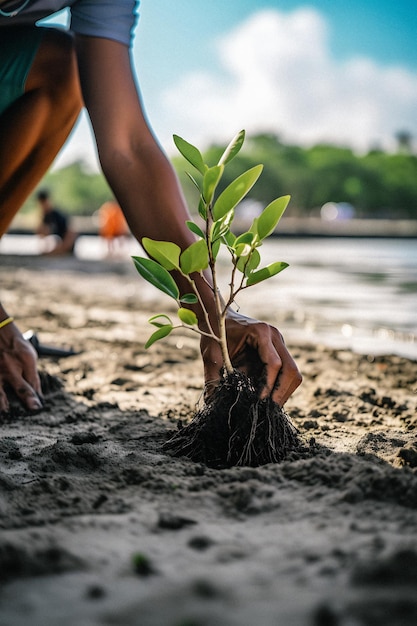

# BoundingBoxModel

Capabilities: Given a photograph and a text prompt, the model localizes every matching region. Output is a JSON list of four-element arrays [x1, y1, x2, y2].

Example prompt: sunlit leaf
[[257, 195, 290, 240], [212, 165, 263, 220], [142, 238, 181, 271], [173, 135, 206, 175], [177, 307, 198, 326], [132, 256, 179, 300], [203, 165, 224, 205], [234, 242, 252, 257], [218, 130, 245, 166], [186, 220, 205, 239], [237, 247, 261, 275], [246, 262, 289, 286], [180, 239, 209, 274], [148, 313, 173, 327], [145, 324, 173, 348], [180, 293, 198, 304], [211, 215, 232, 242]]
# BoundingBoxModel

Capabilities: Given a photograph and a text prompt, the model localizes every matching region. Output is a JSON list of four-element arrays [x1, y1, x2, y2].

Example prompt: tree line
[[22, 133, 417, 220]]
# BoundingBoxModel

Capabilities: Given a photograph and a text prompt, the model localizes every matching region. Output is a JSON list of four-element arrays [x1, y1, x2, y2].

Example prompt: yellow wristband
[[0, 316, 14, 329]]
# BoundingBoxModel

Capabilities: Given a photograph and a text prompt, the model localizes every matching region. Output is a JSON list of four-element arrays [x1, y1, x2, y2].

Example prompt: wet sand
[[1, 254, 417, 626]]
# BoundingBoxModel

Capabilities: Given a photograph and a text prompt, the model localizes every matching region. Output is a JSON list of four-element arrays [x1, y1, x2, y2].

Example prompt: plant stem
[[207, 209, 233, 375]]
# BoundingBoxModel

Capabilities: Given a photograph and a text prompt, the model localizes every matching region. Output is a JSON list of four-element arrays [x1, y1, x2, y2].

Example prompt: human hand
[[201, 312, 302, 407], [0, 319, 43, 413]]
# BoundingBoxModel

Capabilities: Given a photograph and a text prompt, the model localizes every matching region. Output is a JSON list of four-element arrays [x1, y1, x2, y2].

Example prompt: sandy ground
[[1, 254, 417, 626]]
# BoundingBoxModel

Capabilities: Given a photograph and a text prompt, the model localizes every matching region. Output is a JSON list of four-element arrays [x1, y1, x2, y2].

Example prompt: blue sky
[[53, 0, 417, 169]]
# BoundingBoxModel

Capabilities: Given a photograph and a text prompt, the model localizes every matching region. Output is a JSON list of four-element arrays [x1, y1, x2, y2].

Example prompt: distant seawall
[[235, 217, 417, 238], [7, 216, 417, 239]]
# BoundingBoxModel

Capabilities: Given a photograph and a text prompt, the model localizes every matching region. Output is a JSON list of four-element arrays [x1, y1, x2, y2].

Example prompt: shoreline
[[6, 215, 417, 239]]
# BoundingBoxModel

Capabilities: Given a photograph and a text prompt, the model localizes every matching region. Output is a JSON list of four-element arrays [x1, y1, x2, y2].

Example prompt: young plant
[[132, 130, 290, 377]]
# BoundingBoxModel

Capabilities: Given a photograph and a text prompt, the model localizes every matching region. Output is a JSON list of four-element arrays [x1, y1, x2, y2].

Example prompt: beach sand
[[1, 254, 417, 626]]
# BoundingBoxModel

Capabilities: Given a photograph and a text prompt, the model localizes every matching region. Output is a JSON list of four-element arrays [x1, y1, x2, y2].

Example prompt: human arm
[[0, 304, 43, 413], [75, 36, 302, 405]]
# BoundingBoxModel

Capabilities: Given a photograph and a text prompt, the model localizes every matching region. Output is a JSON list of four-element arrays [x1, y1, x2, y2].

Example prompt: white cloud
[[56, 7, 417, 168], [158, 8, 417, 154]]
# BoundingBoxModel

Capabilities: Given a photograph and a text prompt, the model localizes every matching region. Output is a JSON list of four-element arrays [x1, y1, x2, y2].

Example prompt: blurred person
[[36, 188, 77, 255], [98, 199, 129, 256], [0, 0, 302, 414]]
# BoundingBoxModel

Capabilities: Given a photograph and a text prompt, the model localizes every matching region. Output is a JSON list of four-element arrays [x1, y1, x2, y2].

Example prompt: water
[[1, 234, 416, 360], [216, 237, 417, 361]]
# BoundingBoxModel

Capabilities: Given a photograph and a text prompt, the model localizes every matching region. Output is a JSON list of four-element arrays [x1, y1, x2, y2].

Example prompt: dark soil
[[164, 370, 303, 468]]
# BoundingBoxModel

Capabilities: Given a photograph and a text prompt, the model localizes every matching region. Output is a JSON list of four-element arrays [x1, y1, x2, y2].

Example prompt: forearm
[[105, 138, 213, 299], [75, 36, 216, 324]]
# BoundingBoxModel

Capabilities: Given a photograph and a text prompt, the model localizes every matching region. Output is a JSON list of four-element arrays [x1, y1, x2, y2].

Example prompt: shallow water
[[229, 237, 417, 360], [1, 234, 416, 360]]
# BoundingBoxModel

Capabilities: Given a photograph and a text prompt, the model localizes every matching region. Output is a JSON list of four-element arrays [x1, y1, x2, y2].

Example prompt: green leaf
[[180, 293, 198, 304], [211, 216, 231, 242], [257, 195, 290, 240], [218, 130, 245, 166], [237, 247, 261, 275], [210, 210, 235, 249], [145, 324, 173, 348], [186, 220, 205, 239], [246, 262, 289, 286], [249, 216, 259, 236], [177, 307, 198, 326], [223, 230, 236, 247], [234, 232, 255, 247], [203, 165, 224, 205], [132, 256, 179, 300], [180, 239, 209, 274], [212, 238, 221, 260], [212, 165, 263, 220], [142, 238, 181, 271], [173, 135, 206, 175], [234, 242, 252, 257], [198, 197, 207, 220], [148, 314, 173, 327]]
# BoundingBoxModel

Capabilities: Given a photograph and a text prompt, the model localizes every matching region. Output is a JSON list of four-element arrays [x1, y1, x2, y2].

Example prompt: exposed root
[[163, 370, 302, 468]]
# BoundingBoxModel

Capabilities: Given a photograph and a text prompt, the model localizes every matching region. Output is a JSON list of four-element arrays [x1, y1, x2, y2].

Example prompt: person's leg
[[0, 26, 83, 236]]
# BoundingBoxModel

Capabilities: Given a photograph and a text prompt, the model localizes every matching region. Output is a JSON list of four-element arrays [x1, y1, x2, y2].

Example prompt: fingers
[[270, 333, 302, 406], [20, 340, 43, 400], [0, 340, 43, 413], [3, 375, 43, 412], [0, 364, 43, 413], [246, 324, 302, 407], [201, 318, 302, 406], [271, 358, 302, 406]]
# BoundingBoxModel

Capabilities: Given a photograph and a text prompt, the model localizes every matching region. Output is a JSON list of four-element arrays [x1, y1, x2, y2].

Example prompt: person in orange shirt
[[98, 199, 129, 256]]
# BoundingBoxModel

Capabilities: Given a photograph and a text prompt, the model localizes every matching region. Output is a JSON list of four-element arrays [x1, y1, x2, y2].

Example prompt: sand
[[1, 253, 417, 626]]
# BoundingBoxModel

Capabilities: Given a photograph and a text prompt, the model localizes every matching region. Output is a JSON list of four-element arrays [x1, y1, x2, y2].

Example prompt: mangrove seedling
[[133, 130, 301, 468]]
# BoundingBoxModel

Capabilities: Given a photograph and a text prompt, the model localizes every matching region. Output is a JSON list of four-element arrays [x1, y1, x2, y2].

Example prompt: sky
[[50, 0, 417, 170]]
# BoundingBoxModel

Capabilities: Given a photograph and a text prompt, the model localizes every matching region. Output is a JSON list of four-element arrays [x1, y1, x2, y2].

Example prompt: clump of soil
[[163, 370, 302, 468]]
